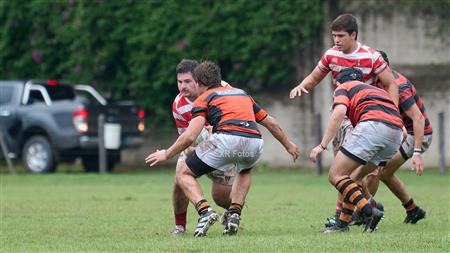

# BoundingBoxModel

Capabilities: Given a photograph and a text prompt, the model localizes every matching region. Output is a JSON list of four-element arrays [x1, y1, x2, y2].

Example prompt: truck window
[[45, 85, 75, 101], [74, 90, 104, 106], [0, 86, 14, 105], [28, 90, 45, 104]]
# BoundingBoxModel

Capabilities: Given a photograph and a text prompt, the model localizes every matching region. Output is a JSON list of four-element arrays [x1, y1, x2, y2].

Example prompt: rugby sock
[[338, 202, 354, 227], [174, 211, 187, 229], [335, 176, 372, 217], [335, 200, 343, 215], [194, 199, 211, 216], [403, 198, 418, 214], [228, 203, 243, 216]]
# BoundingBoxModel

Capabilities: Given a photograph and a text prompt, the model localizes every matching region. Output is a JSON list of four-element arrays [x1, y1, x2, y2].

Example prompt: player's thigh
[[175, 158, 197, 181], [211, 182, 232, 200], [351, 163, 377, 181], [329, 151, 362, 184], [379, 151, 405, 179]]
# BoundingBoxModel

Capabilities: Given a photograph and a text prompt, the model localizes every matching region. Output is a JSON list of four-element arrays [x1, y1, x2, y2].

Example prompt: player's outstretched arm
[[258, 115, 299, 162], [289, 66, 327, 99], [403, 103, 425, 175], [310, 104, 347, 163], [145, 116, 206, 166]]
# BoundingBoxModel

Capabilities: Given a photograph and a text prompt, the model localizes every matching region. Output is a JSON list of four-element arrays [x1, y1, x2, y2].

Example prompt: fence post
[[438, 111, 447, 175], [315, 113, 323, 176], [98, 114, 107, 173]]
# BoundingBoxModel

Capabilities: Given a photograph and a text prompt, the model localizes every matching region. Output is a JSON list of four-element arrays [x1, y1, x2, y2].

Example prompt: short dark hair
[[331, 14, 358, 39], [336, 68, 364, 84], [176, 59, 199, 74], [193, 61, 222, 87], [377, 50, 390, 66]]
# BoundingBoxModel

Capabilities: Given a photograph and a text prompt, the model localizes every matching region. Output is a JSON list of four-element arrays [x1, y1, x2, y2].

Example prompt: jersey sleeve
[[372, 51, 388, 74], [333, 86, 349, 108], [398, 82, 416, 111], [317, 53, 331, 73], [172, 100, 189, 134], [252, 98, 268, 122]]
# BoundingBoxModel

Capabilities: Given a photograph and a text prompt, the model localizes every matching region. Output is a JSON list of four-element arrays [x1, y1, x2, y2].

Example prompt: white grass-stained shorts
[[178, 129, 238, 186], [195, 133, 264, 172], [399, 133, 433, 160], [332, 117, 353, 154], [340, 121, 403, 166]]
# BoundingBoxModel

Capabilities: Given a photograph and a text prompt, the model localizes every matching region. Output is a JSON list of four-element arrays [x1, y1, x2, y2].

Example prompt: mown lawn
[[1, 167, 449, 252]]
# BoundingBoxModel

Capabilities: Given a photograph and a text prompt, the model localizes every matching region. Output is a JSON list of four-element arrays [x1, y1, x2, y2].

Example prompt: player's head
[[330, 14, 358, 52], [176, 59, 199, 100], [336, 67, 364, 85], [193, 61, 222, 93], [377, 50, 390, 66]]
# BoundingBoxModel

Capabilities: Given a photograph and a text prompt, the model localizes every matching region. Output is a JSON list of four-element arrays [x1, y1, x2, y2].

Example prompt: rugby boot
[[223, 213, 240, 235], [193, 208, 219, 237], [404, 207, 426, 224]]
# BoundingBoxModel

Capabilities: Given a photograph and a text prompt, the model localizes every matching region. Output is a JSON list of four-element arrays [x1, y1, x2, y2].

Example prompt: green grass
[[1, 167, 449, 252]]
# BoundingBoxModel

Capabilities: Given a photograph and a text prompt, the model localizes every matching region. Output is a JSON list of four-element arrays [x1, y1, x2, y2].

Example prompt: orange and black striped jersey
[[333, 80, 403, 129], [374, 70, 432, 135], [191, 86, 268, 138]]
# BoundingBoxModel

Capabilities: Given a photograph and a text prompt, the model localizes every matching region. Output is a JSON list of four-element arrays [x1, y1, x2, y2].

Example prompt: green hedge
[[0, 0, 323, 125]]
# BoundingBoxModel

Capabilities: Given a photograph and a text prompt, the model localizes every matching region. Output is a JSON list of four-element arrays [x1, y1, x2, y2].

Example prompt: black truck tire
[[22, 136, 57, 173]]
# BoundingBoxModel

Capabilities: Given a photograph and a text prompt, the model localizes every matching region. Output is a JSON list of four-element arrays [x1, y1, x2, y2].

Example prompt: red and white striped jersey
[[317, 42, 388, 88], [172, 80, 230, 134], [172, 94, 193, 134]]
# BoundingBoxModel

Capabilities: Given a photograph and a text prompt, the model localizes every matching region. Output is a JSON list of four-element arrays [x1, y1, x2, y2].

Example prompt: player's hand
[[412, 154, 424, 176], [289, 85, 309, 99], [309, 145, 324, 163], [286, 141, 299, 162], [145, 149, 167, 167]]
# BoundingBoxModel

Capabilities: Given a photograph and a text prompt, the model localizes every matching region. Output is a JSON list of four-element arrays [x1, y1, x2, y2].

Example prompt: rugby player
[[290, 13, 399, 224], [146, 61, 298, 237], [170, 59, 236, 235], [310, 68, 403, 232]]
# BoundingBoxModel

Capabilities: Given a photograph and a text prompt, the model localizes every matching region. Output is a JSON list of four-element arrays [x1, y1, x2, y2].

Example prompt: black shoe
[[323, 222, 349, 233], [223, 213, 240, 235], [363, 207, 384, 232], [349, 210, 364, 226], [376, 202, 384, 212], [324, 214, 338, 228], [404, 207, 426, 224]]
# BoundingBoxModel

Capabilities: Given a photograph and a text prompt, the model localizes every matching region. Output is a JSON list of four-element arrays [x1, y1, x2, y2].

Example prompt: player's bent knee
[[378, 169, 394, 181]]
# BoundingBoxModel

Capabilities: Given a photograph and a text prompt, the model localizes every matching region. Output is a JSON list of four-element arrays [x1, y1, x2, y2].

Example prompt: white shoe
[[193, 208, 219, 237]]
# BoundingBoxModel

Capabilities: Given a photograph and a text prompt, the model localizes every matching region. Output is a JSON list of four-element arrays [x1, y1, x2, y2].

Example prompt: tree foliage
[[0, 0, 323, 125]]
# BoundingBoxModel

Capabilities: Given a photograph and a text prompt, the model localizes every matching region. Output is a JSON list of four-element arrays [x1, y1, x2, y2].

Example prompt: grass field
[[1, 166, 449, 252]]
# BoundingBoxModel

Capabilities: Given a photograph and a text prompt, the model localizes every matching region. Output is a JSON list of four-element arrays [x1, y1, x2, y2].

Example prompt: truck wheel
[[81, 155, 116, 172], [22, 136, 56, 173]]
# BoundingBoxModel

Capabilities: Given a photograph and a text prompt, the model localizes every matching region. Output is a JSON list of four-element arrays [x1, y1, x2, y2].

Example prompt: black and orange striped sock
[[228, 203, 243, 216], [338, 202, 354, 226], [194, 199, 210, 215], [403, 198, 418, 214], [335, 176, 371, 217]]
